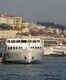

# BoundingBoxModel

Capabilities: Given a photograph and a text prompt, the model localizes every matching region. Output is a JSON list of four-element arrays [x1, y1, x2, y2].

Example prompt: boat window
[[10, 47, 12, 50], [8, 47, 12, 50], [38, 47, 39, 48], [7, 40, 10, 43], [13, 47, 15, 50], [16, 40, 20, 43], [37, 40, 40, 43], [15, 47, 18, 49], [35, 47, 37, 48], [21, 40, 27, 43], [19, 47, 20, 49], [11, 40, 15, 43], [20, 47, 22, 49], [8, 47, 9, 50], [33, 40, 36, 43], [28, 40, 31, 42]]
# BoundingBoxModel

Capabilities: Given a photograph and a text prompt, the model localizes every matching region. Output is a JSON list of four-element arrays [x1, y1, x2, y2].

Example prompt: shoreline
[[43, 55, 66, 58]]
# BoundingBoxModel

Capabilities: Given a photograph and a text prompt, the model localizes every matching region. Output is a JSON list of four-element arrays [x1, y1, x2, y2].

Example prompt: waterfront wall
[[44, 46, 66, 55], [44, 47, 53, 55]]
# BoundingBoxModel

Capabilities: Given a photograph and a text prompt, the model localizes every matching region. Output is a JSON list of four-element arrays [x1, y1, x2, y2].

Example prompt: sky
[[0, 0, 66, 24]]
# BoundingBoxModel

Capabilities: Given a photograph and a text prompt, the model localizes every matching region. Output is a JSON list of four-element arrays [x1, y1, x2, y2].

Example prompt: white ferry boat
[[3, 17, 44, 63], [4, 36, 44, 63]]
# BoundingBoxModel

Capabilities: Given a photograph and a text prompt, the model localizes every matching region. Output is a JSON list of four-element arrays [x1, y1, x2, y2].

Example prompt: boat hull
[[4, 49, 43, 63]]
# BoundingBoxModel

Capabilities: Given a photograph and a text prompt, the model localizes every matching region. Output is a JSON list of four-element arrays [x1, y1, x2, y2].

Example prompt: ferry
[[4, 36, 44, 63], [3, 17, 44, 63]]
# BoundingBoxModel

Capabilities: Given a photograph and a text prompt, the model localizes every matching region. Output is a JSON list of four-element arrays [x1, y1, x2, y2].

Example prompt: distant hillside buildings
[[0, 13, 17, 28], [0, 13, 66, 38]]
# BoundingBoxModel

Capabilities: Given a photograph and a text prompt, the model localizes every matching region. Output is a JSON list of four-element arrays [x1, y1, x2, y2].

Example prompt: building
[[0, 13, 16, 28]]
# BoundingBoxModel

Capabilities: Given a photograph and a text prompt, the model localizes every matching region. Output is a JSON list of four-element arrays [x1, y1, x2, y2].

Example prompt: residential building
[[0, 13, 16, 28]]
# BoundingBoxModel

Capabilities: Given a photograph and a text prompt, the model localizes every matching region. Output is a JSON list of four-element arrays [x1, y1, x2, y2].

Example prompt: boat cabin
[[6, 38, 42, 50]]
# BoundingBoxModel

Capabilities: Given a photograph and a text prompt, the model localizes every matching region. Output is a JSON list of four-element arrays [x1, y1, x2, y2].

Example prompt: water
[[0, 57, 66, 80]]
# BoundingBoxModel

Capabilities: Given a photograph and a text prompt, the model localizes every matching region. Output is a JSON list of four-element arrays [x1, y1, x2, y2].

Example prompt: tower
[[16, 17, 23, 38]]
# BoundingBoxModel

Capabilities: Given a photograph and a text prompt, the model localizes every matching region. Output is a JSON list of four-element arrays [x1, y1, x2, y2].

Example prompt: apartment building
[[0, 13, 16, 28]]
